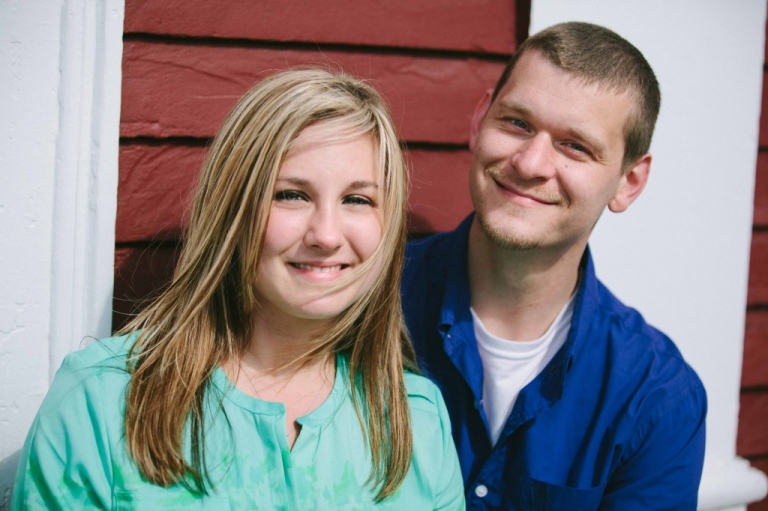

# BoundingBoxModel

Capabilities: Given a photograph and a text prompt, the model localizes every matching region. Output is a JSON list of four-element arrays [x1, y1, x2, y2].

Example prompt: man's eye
[[343, 195, 374, 206], [274, 190, 307, 201], [564, 142, 591, 156], [506, 118, 529, 131]]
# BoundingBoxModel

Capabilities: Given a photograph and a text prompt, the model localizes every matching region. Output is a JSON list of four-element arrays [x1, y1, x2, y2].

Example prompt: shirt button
[[474, 484, 488, 498]]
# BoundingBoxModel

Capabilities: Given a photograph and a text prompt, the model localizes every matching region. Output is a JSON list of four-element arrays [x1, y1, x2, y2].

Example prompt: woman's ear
[[608, 153, 651, 213]]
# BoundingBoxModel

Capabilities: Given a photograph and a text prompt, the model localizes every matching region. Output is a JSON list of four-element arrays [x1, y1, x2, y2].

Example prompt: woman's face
[[253, 124, 383, 326]]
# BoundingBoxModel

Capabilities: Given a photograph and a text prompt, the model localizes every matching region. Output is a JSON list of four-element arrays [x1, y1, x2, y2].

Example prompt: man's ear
[[608, 153, 651, 213], [469, 89, 493, 151]]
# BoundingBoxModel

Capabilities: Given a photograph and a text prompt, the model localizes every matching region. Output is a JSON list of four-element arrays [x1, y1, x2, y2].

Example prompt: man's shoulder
[[587, 278, 706, 408]]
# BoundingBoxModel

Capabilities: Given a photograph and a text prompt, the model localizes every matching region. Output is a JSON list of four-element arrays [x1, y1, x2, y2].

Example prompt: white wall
[[531, 1, 768, 509], [0, 0, 123, 508]]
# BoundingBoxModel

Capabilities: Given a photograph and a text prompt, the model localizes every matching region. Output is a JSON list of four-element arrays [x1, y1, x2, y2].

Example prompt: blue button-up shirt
[[402, 215, 707, 510]]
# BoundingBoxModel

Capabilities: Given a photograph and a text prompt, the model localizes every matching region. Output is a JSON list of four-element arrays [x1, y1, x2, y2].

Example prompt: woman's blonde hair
[[120, 68, 416, 501]]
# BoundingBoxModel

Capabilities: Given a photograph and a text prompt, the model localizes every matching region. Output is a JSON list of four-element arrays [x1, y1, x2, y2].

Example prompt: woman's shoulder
[[403, 372, 447, 417], [55, 333, 134, 380], [42, 334, 136, 410], [67, 333, 135, 364], [27, 333, 137, 452]]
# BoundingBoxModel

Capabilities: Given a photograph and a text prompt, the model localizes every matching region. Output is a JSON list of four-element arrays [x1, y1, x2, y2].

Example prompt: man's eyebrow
[[495, 99, 531, 116]]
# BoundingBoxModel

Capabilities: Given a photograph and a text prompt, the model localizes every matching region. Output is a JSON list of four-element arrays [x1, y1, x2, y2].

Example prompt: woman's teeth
[[293, 263, 343, 273]]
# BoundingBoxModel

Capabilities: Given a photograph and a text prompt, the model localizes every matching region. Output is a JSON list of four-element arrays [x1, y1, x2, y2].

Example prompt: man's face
[[469, 50, 648, 254]]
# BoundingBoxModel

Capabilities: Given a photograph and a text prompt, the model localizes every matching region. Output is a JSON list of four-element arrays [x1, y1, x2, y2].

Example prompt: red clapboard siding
[[738, 391, 768, 457], [757, 151, 768, 226], [116, 144, 473, 242], [116, 143, 206, 242], [748, 231, 768, 305], [408, 149, 473, 233], [743, 309, 768, 388], [120, 41, 505, 144], [113, 244, 181, 330], [124, 0, 517, 55]]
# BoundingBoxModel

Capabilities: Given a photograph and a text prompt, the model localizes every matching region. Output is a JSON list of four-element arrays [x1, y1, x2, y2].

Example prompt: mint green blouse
[[13, 335, 464, 510]]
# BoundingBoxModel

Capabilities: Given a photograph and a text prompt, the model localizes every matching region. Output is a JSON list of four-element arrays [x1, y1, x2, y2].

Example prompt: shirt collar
[[435, 214, 484, 396], [435, 213, 600, 401]]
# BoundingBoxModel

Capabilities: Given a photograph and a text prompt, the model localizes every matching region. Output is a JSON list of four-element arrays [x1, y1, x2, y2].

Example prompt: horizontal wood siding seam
[[123, 0, 518, 55], [121, 33, 513, 63]]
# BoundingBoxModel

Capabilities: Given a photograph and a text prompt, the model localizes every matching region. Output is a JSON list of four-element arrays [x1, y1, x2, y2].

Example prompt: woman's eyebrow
[[275, 177, 309, 185], [348, 181, 379, 190], [276, 178, 378, 189]]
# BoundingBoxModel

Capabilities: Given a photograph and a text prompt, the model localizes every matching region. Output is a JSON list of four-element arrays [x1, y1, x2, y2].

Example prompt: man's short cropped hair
[[492, 22, 661, 171]]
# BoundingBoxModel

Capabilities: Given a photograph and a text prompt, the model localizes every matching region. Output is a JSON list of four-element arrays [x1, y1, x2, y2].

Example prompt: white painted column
[[0, 0, 124, 507], [530, 1, 768, 509]]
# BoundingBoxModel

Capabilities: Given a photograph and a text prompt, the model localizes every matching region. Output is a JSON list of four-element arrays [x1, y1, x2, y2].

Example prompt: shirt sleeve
[[432, 388, 466, 511], [599, 379, 707, 510], [12, 354, 118, 510]]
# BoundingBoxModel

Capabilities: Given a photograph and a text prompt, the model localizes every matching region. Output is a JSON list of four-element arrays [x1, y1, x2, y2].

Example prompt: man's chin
[[478, 214, 540, 252]]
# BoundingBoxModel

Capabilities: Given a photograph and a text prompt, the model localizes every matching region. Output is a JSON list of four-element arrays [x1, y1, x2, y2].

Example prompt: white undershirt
[[471, 295, 575, 446]]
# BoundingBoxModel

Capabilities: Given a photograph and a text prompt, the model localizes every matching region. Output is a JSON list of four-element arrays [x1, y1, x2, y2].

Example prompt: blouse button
[[474, 484, 488, 498]]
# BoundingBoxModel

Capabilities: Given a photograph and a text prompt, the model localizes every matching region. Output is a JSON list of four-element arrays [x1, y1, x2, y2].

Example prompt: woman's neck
[[226, 306, 337, 449], [247, 305, 333, 369]]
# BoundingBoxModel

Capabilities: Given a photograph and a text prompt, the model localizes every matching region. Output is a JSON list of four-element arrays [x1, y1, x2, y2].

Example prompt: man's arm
[[600, 379, 707, 510]]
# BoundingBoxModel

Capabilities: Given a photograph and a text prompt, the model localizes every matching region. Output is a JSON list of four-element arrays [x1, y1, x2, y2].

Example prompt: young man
[[402, 22, 707, 510]]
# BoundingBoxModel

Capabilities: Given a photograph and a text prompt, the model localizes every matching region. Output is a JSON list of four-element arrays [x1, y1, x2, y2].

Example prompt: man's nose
[[510, 133, 556, 180], [304, 207, 344, 251]]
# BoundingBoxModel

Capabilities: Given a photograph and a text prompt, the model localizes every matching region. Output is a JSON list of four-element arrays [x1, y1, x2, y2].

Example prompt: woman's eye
[[274, 190, 307, 202], [343, 195, 374, 206]]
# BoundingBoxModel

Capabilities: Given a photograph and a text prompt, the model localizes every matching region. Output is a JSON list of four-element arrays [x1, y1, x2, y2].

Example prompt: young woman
[[13, 69, 463, 509]]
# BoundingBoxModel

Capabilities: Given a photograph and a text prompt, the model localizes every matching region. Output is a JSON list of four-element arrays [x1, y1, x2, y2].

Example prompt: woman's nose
[[304, 207, 344, 251]]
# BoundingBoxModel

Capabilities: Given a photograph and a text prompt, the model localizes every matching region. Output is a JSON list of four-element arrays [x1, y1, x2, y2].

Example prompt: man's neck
[[467, 218, 584, 342]]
